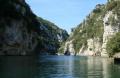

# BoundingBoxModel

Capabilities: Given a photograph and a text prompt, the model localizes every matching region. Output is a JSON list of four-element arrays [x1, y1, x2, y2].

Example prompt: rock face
[[64, 40, 75, 55], [1, 20, 38, 55], [0, 0, 69, 55], [59, 0, 120, 57], [101, 11, 119, 57], [77, 38, 102, 56], [36, 17, 69, 55]]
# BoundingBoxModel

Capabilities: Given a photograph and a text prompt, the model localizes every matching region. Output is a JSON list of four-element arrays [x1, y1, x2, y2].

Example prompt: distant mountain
[[0, 0, 69, 55], [59, 0, 120, 57]]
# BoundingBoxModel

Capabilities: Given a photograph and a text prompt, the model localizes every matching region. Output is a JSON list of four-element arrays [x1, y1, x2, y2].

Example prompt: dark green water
[[0, 56, 120, 78]]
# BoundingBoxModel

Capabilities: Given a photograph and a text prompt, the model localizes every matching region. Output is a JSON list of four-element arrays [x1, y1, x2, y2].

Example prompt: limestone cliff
[[59, 0, 120, 57], [0, 0, 68, 55]]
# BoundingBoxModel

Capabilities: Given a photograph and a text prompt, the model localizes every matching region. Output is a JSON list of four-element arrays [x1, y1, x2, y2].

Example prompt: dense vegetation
[[106, 0, 120, 26], [106, 0, 120, 57], [36, 17, 69, 54], [60, 0, 120, 56], [107, 33, 120, 57], [70, 4, 105, 52]]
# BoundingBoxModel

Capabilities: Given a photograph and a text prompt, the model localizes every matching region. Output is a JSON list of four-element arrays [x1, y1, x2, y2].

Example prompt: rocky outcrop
[[0, 20, 38, 55], [0, 0, 69, 55], [64, 40, 75, 55], [59, 0, 120, 57], [36, 17, 69, 55], [0, 0, 40, 55], [78, 38, 102, 56], [101, 11, 119, 57]]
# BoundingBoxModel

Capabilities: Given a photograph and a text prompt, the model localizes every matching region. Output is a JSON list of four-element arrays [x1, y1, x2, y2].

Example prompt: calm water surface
[[0, 56, 120, 78]]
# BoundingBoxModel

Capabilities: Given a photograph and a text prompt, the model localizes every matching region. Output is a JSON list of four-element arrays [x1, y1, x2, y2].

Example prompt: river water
[[0, 56, 120, 78]]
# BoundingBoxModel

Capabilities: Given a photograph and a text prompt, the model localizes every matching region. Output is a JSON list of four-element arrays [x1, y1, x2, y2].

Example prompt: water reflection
[[0, 56, 38, 78], [56, 56, 74, 78], [101, 58, 112, 78], [0, 56, 120, 78]]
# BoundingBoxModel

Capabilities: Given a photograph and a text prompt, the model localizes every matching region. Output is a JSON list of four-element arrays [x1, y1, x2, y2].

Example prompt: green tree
[[106, 33, 120, 57]]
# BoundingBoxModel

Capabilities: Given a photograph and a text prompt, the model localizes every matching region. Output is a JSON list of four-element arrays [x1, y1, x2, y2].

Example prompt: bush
[[93, 8, 101, 13], [106, 1, 117, 11], [106, 33, 120, 57], [71, 10, 104, 53]]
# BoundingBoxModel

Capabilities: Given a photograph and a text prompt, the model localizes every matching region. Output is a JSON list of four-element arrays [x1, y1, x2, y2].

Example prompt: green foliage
[[37, 17, 58, 29], [37, 17, 61, 34], [93, 8, 101, 13], [71, 7, 104, 53], [106, 33, 120, 57], [106, 1, 117, 11], [61, 0, 120, 56], [73, 37, 87, 52], [58, 42, 65, 53], [37, 17, 68, 54], [106, 1, 120, 27]]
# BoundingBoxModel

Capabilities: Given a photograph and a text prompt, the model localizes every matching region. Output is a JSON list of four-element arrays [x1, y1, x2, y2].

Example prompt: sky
[[26, 0, 107, 33]]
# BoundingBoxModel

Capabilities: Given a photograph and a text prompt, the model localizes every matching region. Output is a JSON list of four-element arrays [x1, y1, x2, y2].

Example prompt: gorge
[[1, 0, 120, 78], [0, 0, 120, 57]]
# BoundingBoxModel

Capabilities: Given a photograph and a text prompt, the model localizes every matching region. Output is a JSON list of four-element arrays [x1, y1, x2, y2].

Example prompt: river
[[0, 56, 120, 78]]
